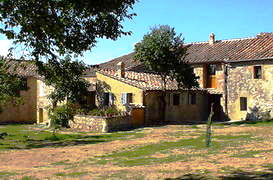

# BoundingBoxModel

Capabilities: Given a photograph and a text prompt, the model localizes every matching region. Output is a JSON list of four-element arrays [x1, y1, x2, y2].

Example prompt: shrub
[[246, 106, 271, 121], [49, 103, 76, 129], [87, 108, 104, 116], [87, 107, 121, 117]]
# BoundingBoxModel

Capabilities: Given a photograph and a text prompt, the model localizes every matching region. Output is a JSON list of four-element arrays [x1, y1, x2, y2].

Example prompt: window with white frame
[[121, 93, 133, 105], [103, 92, 115, 106]]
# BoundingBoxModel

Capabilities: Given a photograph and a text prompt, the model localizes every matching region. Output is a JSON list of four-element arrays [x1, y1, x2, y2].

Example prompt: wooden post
[[206, 103, 214, 147]]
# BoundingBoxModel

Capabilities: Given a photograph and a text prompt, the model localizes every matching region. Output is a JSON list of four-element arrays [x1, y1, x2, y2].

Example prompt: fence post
[[206, 103, 214, 147]]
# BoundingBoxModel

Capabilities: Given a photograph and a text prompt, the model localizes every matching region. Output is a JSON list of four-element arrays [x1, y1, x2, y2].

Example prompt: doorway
[[39, 108, 43, 123]]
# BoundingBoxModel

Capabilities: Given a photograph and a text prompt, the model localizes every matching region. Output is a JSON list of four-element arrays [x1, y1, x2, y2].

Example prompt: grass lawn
[[0, 121, 273, 179], [0, 124, 144, 150]]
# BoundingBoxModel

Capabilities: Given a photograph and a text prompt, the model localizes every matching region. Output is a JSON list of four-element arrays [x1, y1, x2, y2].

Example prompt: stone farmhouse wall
[[193, 62, 273, 120], [36, 80, 54, 124], [70, 114, 134, 133], [227, 62, 273, 120]]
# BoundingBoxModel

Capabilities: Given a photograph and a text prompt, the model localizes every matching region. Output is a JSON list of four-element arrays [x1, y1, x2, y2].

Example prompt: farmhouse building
[[0, 32, 272, 124], [97, 32, 273, 121]]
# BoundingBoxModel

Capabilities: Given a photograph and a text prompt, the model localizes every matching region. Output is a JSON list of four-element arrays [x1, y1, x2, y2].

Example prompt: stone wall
[[37, 80, 55, 124], [70, 114, 134, 133], [193, 64, 204, 88], [193, 61, 273, 120], [227, 62, 273, 120]]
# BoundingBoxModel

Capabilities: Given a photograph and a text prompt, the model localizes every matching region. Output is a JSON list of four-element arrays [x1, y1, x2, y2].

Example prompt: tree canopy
[[0, 0, 136, 60], [134, 25, 199, 89], [0, 0, 136, 116], [39, 56, 90, 107]]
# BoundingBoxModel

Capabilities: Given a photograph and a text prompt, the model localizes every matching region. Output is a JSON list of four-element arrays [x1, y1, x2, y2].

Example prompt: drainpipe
[[223, 59, 230, 117]]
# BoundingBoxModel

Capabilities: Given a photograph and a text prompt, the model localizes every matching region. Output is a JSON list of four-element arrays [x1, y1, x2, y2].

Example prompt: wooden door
[[131, 108, 144, 126], [39, 108, 43, 123]]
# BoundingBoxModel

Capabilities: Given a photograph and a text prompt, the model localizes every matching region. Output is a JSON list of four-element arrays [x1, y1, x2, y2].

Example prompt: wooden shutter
[[121, 93, 127, 105], [109, 93, 114, 106]]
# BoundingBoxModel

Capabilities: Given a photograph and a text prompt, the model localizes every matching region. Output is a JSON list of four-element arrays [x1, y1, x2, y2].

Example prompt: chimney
[[117, 61, 125, 78], [209, 33, 215, 45]]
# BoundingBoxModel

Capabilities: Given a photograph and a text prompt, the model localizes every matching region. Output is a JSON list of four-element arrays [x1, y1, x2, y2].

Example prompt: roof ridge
[[184, 41, 208, 45], [220, 36, 256, 42], [185, 35, 257, 45], [186, 32, 273, 45]]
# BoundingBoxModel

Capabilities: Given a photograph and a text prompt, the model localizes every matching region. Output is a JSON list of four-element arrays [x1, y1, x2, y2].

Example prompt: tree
[[40, 55, 90, 107], [134, 25, 198, 88], [0, 1, 136, 129], [39, 55, 90, 128], [134, 25, 199, 121], [0, 0, 136, 62], [0, 57, 25, 113]]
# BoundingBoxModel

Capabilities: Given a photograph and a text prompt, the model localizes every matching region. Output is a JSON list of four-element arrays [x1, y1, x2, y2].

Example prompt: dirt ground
[[0, 124, 273, 179]]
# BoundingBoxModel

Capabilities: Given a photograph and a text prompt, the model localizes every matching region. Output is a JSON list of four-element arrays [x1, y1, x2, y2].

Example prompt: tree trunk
[[160, 77, 167, 123]]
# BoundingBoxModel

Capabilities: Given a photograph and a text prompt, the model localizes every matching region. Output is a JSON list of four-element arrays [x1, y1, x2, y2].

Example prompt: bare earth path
[[0, 124, 273, 179]]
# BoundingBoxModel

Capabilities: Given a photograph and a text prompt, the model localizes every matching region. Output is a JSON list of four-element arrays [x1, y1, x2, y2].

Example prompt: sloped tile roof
[[185, 32, 273, 63], [4, 60, 41, 78], [98, 69, 177, 90], [98, 33, 273, 71], [5, 60, 96, 91], [97, 69, 220, 94]]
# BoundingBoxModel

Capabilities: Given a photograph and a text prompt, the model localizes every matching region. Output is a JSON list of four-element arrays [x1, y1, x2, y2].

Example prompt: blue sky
[[82, 0, 273, 65], [0, 0, 272, 64]]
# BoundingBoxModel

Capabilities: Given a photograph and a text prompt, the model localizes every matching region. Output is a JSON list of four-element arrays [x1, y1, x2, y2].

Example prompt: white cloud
[[0, 40, 12, 57]]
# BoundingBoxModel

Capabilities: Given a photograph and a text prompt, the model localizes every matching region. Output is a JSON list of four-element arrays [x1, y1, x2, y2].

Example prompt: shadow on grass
[[0, 123, 144, 150], [216, 119, 273, 126], [24, 133, 133, 149], [166, 167, 273, 180], [26, 139, 107, 149], [2, 132, 142, 150]]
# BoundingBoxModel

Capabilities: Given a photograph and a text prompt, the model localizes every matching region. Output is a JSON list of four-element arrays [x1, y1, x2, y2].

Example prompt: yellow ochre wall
[[144, 91, 209, 124], [96, 72, 144, 111], [0, 77, 38, 123]]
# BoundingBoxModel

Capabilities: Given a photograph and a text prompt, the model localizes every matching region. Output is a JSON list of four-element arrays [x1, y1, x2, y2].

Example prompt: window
[[79, 92, 95, 106], [188, 93, 196, 105], [103, 93, 115, 106], [254, 66, 262, 79], [173, 93, 180, 106], [208, 64, 216, 75], [103, 92, 109, 106], [121, 93, 133, 105], [20, 77, 28, 90], [240, 97, 247, 111]]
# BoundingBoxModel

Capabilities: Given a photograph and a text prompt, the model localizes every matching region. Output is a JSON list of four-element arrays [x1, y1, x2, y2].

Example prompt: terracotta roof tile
[[98, 69, 177, 90], [99, 33, 273, 70], [5, 60, 40, 78], [97, 69, 218, 94], [186, 33, 273, 63]]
